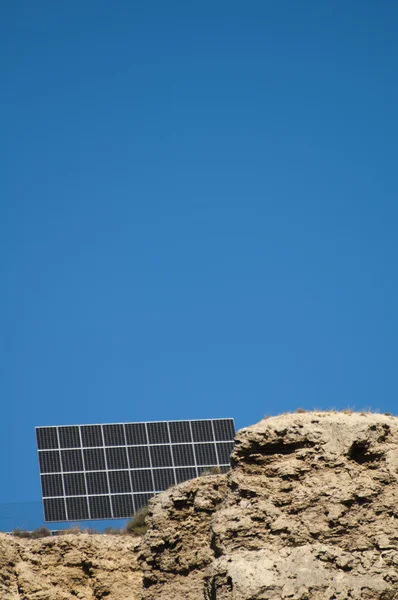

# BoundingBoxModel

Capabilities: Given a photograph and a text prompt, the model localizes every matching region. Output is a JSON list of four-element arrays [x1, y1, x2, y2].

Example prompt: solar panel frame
[[36, 418, 235, 522]]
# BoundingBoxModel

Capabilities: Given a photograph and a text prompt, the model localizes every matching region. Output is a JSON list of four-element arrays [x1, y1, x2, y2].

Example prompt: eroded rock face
[[205, 411, 398, 599], [0, 532, 142, 599], [140, 411, 398, 599], [139, 475, 228, 599], [3, 412, 398, 599]]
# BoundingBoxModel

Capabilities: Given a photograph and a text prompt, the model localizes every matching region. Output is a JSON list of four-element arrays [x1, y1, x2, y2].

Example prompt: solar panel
[[36, 418, 235, 522]]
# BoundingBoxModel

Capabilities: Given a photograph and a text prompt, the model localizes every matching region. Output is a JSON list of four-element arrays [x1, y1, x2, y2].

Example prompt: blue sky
[[1, 1, 398, 526]]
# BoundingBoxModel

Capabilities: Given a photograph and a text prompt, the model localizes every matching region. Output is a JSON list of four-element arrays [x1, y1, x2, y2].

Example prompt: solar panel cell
[[61, 449, 84, 472], [103, 424, 126, 446], [134, 493, 153, 510], [86, 471, 109, 495], [216, 442, 234, 464], [39, 451, 61, 474], [125, 422, 147, 445], [175, 467, 197, 483], [172, 444, 195, 467], [169, 421, 192, 443], [44, 497, 66, 521], [195, 443, 217, 466], [191, 420, 214, 442], [63, 473, 86, 496], [147, 422, 169, 444], [150, 445, 173, 468], [213, 419, 235, 441], [89, 495, 112, 519], [109, 470, 132, 494], [83, 448, 106, 471], [36, 427, 59, 450], [81, 425, 103, 447], [41, 474, 64, 497], [106, 447, 128, 470], [112, 494, 134, 518], [153, 468, 175, 491], [131, 469, 153, 493], [58, 426, 81, 449], [67, 497, 89, 520], [128, 446, 151, 469]]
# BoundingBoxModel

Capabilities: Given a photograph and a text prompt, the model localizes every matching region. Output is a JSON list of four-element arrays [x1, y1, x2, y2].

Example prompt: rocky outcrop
[[142, 411, 398, 599], [139, 474, 227, 599], [3, 411, 398, 599], [0, 532, 142, 599]]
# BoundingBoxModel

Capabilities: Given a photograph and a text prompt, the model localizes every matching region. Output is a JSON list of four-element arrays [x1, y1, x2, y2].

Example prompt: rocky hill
[[2, 411, 398, 599]]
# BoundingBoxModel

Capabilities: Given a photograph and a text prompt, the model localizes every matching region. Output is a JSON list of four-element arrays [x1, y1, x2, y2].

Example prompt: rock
[[141, 411, 398, 599], [139, 474, 227, 599], [0, 532, 142, 599], [3, 411, 398, 599], [205, 411, 398, 599]]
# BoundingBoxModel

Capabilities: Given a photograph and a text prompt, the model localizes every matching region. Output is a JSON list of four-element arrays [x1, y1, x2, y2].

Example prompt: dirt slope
[[2, 411, 398, 599]]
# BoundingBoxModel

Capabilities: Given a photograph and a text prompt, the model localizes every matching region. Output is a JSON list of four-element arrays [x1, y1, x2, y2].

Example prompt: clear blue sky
[[1, 0, 398, 517]]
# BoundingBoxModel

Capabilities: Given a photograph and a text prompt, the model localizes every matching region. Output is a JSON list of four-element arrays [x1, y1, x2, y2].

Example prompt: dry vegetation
[[12, 505, 149, 538]]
